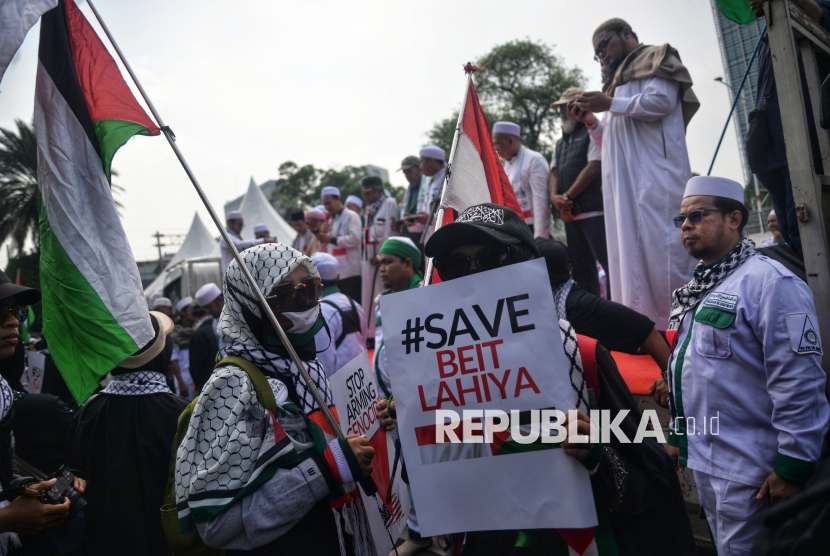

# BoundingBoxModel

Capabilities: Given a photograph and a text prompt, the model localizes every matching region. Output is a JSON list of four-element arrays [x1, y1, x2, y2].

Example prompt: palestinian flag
[[715, 0, 757, 24], [35, 0, 159, 403]]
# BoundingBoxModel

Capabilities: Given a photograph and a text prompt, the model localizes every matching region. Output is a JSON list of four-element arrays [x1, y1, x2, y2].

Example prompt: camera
[[42, 466, 86, 517]]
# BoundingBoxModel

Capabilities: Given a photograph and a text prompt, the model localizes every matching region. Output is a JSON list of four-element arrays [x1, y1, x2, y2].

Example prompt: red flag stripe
[[64, 0, 159, 133]]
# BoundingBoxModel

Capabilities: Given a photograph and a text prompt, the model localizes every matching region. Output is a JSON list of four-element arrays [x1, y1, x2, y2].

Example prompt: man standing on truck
[[220, 211, 275, 277], [667, 176, 829, 554]]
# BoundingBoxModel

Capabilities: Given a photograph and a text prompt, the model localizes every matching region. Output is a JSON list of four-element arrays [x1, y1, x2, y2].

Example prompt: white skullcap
[[227, 210, 243, 221], [311, 252, 339, 282], [420, 145, 446, 161], [176, 296, 193, 312], [195, 283, 222, 306], [768, 209, 776, 218], [321, 186, 341, 197], [683, 176, 744, 205], [346, 195, 363, 208], [153, 297, 172, 309], [253, 223, 269, 233], [493, 121, 520, 136]]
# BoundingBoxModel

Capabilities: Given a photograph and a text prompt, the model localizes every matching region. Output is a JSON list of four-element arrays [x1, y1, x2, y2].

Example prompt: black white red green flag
[[35, 0, 159, 402]]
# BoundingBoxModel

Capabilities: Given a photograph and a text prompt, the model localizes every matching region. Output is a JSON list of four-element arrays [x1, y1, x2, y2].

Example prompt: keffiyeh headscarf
[[174, 244, 371, 556], [668, 236, 756, 332]]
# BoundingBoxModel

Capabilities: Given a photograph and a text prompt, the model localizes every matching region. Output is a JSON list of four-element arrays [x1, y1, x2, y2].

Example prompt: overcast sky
[[0, 0, 746, 266]]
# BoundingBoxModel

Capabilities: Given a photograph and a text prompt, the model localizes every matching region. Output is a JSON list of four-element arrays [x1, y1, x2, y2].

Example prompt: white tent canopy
[[144, 212, 220, 300], [235, 177, 296, 244]]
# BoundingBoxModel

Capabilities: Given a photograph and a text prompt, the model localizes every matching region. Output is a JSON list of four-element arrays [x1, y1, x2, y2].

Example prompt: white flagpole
[[83, 1, 377, 492], [421, 67, 475, 286]]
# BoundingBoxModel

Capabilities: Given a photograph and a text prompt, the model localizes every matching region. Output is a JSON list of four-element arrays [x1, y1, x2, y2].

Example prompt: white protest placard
[[380, 258, 596, 535], [23, 351, 46, 394], [330, 350, 410, 555]]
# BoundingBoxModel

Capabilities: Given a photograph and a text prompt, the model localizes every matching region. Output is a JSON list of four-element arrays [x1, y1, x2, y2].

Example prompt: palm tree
[[0, 119, 39, 257], [0, 119, 125, 257]]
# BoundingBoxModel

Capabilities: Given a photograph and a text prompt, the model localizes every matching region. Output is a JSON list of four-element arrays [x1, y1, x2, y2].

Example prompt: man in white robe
[[311, 253, 367, 377], [408, 146, 446, 245], [360, 176, 399, 340], [574, 18, 699, 328], [493, 121, 551, 238], [219, 211, 274, 277], [318, 186, 364, 302]]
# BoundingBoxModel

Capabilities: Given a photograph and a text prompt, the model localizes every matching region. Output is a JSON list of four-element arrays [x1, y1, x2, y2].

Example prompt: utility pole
[[152, 231, 166, 274]]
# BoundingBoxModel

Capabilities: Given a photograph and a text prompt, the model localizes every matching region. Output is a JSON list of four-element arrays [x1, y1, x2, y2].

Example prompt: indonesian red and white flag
[[438, 72, 522, 220]]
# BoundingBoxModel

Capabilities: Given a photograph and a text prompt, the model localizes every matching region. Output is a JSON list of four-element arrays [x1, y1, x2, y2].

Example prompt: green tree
[[0, 119, 39, 257], [269, 161, 322, 219], [427, 39, 585, 160]]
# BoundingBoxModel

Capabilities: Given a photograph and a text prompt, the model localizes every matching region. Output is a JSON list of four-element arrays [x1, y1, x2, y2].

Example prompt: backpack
[[321, 297, 362, 349], [160, 356, 278, 556]]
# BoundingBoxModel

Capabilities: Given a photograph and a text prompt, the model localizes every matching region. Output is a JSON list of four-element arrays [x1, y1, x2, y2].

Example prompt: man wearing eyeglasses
[[570, 18, 699, 331], [665, 176, 828, 555]]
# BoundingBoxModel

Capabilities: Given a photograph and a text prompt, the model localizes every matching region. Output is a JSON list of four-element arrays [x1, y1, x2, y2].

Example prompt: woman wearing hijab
[[70, 310, 189, 555], [174, 243, 375, 555]]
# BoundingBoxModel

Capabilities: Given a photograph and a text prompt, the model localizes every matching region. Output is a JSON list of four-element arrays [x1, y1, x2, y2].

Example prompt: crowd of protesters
[[0, 13, 828, 556]]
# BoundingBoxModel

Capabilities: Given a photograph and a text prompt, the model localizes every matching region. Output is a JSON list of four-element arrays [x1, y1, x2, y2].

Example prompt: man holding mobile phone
[[550, 88, 608, 298]]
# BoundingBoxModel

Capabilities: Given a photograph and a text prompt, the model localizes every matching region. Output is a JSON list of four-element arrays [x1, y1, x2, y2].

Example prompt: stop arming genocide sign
[[380, 259, 596, 534], [330, 351, 410, 555]]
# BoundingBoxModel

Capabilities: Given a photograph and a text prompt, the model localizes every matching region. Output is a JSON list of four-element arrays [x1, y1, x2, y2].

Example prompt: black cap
[[0, 270, 41, 305], [425, 203, 540, 259], [290, 211, 305, 222], [535, 238, 572, 288]]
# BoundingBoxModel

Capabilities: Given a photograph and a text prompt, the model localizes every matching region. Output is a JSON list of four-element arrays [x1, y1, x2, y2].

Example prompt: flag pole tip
[[463, 60, 490, 74]]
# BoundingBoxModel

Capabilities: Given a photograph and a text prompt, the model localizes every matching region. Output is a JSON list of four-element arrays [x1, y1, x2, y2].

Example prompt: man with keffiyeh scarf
[[174, 243, 376, 555], [665, 176, 828, 556]]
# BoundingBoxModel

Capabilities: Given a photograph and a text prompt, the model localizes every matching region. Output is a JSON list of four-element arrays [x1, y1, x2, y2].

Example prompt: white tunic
[[667, 255, 828, 487], [325, 208, 363, 279], [423, 167, 446, 243], [171, 345, 195, 400], [361, 196, 399, 338], [501, 145, 551, 238], [589, 76, 696, 328], [315, 290, 367, 378], [220, 228, 264, 277]]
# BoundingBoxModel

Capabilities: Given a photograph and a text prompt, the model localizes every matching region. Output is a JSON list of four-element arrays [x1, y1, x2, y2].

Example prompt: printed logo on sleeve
[[786, 313, 823, 355], [702, 292, 739, 311]]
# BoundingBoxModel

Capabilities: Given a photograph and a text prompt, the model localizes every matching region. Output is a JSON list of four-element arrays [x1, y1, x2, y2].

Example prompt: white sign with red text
[[380, 258, 596, 534], [23, 351, 45, 394], [331, 351, 409, 555]]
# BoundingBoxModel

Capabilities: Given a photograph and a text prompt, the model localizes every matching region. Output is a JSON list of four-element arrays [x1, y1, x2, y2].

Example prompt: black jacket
[[189, 319, 218, 394]]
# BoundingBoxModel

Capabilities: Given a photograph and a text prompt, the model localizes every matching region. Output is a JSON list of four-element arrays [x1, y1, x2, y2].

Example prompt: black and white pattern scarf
[[559, 319, 590, 414], [667, 236, 756, 331], [553, 279, 575, 323], [102, 371, 172, 395]]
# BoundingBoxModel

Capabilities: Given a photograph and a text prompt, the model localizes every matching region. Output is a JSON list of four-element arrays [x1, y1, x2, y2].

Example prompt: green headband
[[379, 238, 422, 268]]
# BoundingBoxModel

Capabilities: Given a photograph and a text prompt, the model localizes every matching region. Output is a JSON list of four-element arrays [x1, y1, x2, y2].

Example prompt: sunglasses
[[1, 305, 28, 323], [594, 30, 622, 63], [673, 209, 729, 229], [434, 247, 513, 281], [266, 277, 323, 312]]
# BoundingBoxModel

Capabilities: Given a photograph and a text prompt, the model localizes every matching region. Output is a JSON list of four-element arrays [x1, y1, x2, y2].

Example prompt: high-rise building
[[709, 3, 765, 185]]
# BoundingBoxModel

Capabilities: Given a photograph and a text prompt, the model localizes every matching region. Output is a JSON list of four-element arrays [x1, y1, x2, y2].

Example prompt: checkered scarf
[[553, 279, 575, 323], [559, 319, 590, 414], [102, 371, 171, 395], [175, 244, 371, 556], [668, 236, 756, 331]]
